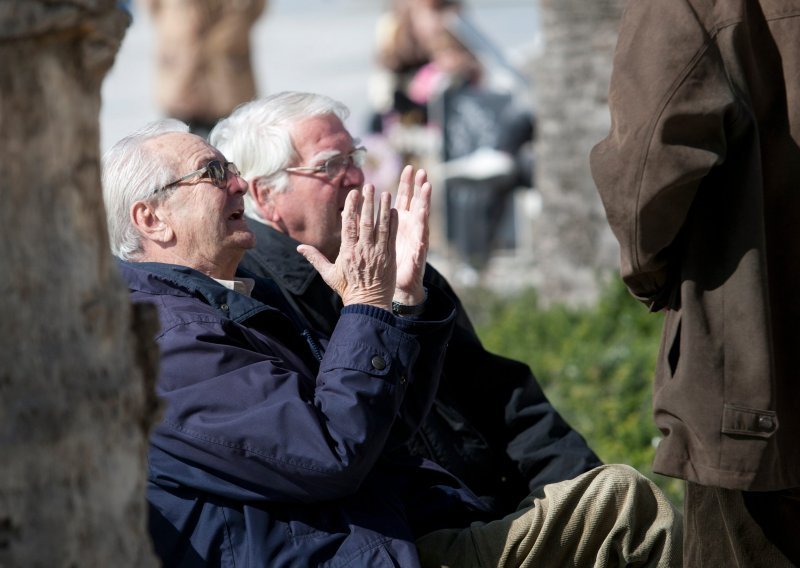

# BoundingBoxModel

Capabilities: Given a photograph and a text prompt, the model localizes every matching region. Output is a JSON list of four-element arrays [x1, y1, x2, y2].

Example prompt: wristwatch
[[391, 287, 428, 316]]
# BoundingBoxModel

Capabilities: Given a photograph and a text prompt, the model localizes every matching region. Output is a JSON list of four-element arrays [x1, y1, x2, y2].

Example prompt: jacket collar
[[245, 219, 320, 295], [118, 259, 277, 323]]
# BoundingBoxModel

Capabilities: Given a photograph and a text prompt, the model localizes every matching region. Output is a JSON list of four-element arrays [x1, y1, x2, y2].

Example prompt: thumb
[[297, 244, 335, 284]]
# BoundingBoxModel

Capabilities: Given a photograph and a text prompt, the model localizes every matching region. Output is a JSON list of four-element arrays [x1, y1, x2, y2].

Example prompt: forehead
[[148, 132, 221, 169], [292, 114, 354, 158]]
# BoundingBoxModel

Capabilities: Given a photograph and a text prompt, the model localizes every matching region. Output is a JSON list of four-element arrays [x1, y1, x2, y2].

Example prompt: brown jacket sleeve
[[590, 0, 738, 309]]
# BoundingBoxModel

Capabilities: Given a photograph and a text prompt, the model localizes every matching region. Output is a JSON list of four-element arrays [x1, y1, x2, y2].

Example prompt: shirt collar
[[212, 277, 256, 297]]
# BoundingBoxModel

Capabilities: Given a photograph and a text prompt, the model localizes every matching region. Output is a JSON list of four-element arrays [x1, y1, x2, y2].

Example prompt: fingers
[[394, 165, 414, 211], [395, 166, 429, 212], [359, 184, 376, 243], [388, 207, 399, 255], [375, 190, 395, 252], [413, 168, 427, 201], [297, 244, 332, 281], [340, 188, 361, 249], [413, 179, 432, 219]]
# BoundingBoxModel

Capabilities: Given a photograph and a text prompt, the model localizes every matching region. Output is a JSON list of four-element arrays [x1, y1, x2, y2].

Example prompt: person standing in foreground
[[590, 0, 800, 565], [209, 91, 602, 518], [103, 120, 681, 566]]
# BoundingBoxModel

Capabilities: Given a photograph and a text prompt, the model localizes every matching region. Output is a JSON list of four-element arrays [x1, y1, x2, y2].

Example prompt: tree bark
[[0, 2, 159, 565], [530, 0, 625, 306]]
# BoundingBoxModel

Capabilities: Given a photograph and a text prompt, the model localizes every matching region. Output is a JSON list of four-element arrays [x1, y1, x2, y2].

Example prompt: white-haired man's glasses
[[284, 147, 367, 181], [154, 160, 241, 195]]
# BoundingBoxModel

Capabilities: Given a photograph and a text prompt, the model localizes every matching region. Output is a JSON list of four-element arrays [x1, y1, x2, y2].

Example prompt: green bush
[[463, 278, 685, 507]]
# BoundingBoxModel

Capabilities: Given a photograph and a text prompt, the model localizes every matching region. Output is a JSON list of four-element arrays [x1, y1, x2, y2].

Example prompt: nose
[[342, 159, 365, 186], [229, 172, 248, 195]]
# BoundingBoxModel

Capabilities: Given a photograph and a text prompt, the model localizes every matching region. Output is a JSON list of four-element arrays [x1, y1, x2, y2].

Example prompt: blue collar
[[118, 260, 281, 323]]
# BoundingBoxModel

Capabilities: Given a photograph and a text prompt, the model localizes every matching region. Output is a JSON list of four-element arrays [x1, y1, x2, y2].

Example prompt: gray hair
[[101, 119, 190, 260], [209, 91, 350, 221]]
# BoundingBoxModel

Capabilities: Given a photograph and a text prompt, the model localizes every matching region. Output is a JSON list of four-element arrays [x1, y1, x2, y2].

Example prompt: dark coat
[[590, 0, 800, 490], [119, 261, 490, 567], [239, 221, 602, 515]]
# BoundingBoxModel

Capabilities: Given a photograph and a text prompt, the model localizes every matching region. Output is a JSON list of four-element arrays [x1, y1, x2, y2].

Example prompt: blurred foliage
[[461, 277, 685, 508]]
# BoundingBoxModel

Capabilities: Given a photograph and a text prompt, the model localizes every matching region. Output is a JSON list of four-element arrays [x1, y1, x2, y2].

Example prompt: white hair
[[101, 119, 190, 260], [209, 91, 350, 221]]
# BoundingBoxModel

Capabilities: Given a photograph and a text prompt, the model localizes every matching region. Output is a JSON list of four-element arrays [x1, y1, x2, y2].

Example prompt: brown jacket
[[591, 0, 800, 491], [143, 0, 267, 123]]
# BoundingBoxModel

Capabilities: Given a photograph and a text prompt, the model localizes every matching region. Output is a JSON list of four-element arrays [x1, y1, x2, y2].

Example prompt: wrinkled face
[[272, 114, 365, 261], [151, 133, 255, 275]]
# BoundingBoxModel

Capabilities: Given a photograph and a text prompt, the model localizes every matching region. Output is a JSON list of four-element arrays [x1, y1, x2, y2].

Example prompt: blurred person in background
[[142, 0, 267, 137], [370, 0, 464, 133], [371, 0, 535, 275]]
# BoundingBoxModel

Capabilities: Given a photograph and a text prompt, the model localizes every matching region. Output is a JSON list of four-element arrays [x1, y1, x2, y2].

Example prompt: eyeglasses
[[284, 147, 367, 180], [154, 160, 241, 195]]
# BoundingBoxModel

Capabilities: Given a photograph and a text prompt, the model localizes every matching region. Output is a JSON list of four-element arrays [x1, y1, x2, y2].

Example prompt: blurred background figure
[[370, 0, 535, 281], [141, 0, 267, 137], [426, 27, 534, 277], [370, 0, 464, 135]]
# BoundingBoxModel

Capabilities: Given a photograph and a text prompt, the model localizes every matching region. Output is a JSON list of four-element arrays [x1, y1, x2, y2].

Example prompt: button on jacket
[[239, 221, 602, 516], [119, 261, 491, 567], [591, 0, 800, 490]]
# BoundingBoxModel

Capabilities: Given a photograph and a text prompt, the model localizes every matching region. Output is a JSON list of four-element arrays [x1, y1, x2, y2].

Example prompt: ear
[[131, 200, 175, 245], [250, 177, 282, 223]]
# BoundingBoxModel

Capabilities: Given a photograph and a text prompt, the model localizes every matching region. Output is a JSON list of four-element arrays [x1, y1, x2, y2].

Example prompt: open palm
[[393, 166, 431, 306]]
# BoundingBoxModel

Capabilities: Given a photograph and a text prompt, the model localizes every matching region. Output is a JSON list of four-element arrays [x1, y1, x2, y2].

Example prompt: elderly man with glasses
[[209, 91, 602, 516], [102, 118, 681, 566]]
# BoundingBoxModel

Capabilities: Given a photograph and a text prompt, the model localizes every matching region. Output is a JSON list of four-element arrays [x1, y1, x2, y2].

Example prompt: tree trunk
[[530, 0, 625, 305], [0, 2, 159, 565]]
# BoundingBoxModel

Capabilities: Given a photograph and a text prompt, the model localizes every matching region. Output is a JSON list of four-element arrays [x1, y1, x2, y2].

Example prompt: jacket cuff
[[341, 285, 455, 330]]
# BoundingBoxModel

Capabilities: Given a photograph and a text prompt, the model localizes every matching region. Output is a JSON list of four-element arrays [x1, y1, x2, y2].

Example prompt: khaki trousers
[[416, 464, 682, 567]]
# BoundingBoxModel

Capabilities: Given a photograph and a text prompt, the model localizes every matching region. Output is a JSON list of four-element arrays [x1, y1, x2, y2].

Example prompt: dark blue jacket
[[119, 261, 491, 567], [240, 223, 602, 515]]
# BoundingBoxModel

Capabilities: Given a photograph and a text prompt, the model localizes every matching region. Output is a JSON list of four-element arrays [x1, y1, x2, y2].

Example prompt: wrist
[[341, 291, 392, 312], [392, 283, 426, 307]]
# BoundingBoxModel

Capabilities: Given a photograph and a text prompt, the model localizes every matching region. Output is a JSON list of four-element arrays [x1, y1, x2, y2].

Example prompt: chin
[[230, 229, 256, 250], [241, 234, 257, 249]]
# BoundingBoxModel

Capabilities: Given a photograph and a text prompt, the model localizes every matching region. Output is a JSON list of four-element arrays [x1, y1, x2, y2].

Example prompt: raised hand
[[393, 165, 431, 306], [298, 185, 397, 310]]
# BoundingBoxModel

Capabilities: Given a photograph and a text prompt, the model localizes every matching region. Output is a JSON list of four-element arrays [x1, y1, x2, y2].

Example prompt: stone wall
[[527, 0, 625, 306]]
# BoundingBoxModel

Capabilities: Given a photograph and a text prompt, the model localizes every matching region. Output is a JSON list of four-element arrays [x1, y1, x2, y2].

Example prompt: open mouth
[[229, 209, 244, 221]]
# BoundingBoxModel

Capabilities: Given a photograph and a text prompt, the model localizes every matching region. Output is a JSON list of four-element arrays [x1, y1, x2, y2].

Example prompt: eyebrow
[[308, 149, 341, 164], [306, 139, 362, 164]]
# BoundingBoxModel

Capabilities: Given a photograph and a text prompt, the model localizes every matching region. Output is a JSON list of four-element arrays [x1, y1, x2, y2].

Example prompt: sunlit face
[[271, 114, 365, 261], [150, 132, 255, 276]]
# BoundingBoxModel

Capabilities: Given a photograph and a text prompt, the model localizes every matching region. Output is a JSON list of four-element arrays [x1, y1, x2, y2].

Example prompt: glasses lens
[[206, 160, 226, 188], [352, 148, 367, 168], [324, 149, 367, 179], [324, 155, 350, 180], [227, 162, 240, 178]]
